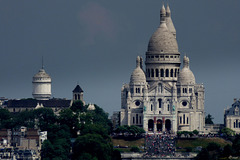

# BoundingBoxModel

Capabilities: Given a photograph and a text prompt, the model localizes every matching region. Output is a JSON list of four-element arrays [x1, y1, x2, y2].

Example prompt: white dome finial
[[183, 56, 189, 68], [136, 56, 140, 68], [166, 4, 171, 17], [160, 4, 166, 23]]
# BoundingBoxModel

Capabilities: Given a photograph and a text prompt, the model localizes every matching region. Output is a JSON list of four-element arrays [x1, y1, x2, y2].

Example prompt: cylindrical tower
[[32, 68, 51, 100], [145, 5, 180, 85]]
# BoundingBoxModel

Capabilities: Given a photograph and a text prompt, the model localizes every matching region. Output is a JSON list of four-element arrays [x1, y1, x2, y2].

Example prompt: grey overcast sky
[[0, 0, 240, 123]]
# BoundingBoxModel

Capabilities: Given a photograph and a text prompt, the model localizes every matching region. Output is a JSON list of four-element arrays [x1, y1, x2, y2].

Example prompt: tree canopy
[[0, 101, 113, 160]]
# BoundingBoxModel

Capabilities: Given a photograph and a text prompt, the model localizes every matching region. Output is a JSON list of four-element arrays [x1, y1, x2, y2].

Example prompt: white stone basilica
[[120, 5, 205, 133]]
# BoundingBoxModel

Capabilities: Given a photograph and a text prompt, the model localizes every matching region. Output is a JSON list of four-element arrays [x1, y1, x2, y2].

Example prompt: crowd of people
[[144, 132, 176, 157]]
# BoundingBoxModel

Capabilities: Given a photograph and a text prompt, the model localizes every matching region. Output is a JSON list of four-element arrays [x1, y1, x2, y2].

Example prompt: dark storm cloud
[[0, 0, 240, 123], [78, 2, 117, 45]]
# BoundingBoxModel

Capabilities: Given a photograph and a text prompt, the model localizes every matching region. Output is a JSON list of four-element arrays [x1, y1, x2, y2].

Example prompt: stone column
[[163, 123, 166, 131], [154, 123, 157, 133]]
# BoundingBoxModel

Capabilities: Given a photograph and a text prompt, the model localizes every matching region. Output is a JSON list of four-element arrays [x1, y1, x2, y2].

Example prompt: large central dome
[[147, 23, 178, 53], [147, 5, 178, 53]]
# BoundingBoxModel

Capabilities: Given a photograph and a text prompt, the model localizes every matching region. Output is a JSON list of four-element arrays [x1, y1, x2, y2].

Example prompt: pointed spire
[[42, 56, 44, 69], [160, 4, 166, 23], [166, 4, 171, 17]]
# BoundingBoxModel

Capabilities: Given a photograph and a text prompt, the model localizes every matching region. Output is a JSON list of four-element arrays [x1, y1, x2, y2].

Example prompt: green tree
[[70, 100, 85, 113], [41, 124, 71, 160], [195, 148, 210, 160], [33, 108, 57, 131], [90, 105, 112, 134], [72, 133, 112, 160], [77, 153, 97, 160], [220, 127, 235, 137], [14, 110, 35, 128], [114, 125, 145, 137], [206, 142, 220, 152], [58, 108, 80, 138], [232, 135, 240, 156], [41, 140, 55, 160], [221, 144, 233, 158], [196, 142, 221, 160], [193, 130, 199, 135], [112, 149, 121, 160], [0, 108, 12, 129], [205, 114, 214, 124], [130, 146, 140, 152], [81, 124, 109, 140]]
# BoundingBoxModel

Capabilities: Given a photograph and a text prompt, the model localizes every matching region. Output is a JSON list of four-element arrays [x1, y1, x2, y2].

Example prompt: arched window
[[147, 69, 150, 77], [151, 104, 153, 111], [78, 94, 80, 100], [151, 69, 154, 77], [75, 94, 77, 100], [166, 69, 169, 77], [187, 117, 189, 124], [160, 69, 164, 77], [158, 99, 162, 108], [234, 122, 236, 128], [180, 117, 182, 124], [156, 69, 159, 77], [168, 104, 170, 111], [138, 88, 140, 93], [133, 117, 135, 124], [175, 69, 177, 77], [170, 69, 173, 77]]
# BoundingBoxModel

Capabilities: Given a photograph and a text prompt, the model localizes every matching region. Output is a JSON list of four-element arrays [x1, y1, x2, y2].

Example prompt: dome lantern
[[177, 56, 195, 85], [130, 56, 146, 85]]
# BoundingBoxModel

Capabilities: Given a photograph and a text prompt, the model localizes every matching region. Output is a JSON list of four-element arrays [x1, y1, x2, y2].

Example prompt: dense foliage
[[195, 135, 240, 159], [0, 100, 114, 160], [219, 127, 235, 137], [114, 125, 145, 137]]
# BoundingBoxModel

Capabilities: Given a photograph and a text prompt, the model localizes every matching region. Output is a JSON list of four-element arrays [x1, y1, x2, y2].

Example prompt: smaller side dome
[[177, 56, 195, 85], [130, 56, 146, 84]]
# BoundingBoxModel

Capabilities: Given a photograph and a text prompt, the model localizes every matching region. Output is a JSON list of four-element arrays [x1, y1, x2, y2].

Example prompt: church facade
[[120, 5, 205, 133]]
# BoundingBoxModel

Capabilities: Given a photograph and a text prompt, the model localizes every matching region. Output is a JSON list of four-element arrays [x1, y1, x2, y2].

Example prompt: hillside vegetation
[[176, 137, 231, 151]]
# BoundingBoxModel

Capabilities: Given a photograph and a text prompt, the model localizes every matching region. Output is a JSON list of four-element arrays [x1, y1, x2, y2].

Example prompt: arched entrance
[[148, 119, 154, 131], [165, 119, 171, 131], [157, 119, 162, 131]]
